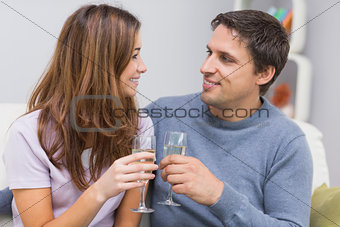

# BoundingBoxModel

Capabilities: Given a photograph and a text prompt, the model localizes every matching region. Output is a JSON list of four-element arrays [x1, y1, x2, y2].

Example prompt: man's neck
[[209, 97, 263, 122]]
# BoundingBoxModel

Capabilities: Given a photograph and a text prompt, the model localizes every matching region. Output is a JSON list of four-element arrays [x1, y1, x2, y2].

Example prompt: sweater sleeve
[[209, 135, 313, 227]]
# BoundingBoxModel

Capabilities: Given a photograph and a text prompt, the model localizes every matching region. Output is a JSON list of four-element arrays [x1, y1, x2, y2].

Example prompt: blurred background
[[0, 0, 339, 187]]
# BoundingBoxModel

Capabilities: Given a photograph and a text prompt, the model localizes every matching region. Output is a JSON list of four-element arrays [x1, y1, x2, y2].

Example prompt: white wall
[[304, 0, 340, 187], [0, 0, 231, 107], [1, 0, 339, 187]]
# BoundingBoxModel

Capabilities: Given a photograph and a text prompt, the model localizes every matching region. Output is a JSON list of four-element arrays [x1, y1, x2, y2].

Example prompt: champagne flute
[[158, 131, 187, 206], [130, 135, 156, 213]]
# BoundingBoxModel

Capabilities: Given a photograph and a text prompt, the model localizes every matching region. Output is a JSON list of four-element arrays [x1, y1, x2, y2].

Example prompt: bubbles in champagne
[[163, 145, 186, 157], [131, 149, 156, 182]]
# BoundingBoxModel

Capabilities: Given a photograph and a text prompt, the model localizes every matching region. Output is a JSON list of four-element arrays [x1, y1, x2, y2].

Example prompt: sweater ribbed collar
[[200, 95, 272, 130]]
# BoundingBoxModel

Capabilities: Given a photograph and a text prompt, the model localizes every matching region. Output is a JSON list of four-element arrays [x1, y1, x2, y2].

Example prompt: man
[[0, 187, 12, 215], [146, 10, 312, 226]]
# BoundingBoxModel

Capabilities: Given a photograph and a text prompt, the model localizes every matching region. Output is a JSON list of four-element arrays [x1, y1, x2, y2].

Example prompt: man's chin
[[201, 91, 214, 106], [201, 92, 227, 110]]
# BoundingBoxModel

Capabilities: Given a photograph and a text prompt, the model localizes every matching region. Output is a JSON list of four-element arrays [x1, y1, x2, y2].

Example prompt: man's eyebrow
[[206, 45, 239, 63], [221, 51, 237, 62]]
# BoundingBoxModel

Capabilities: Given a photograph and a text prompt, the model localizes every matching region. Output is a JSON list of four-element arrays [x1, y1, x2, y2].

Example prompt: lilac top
[[2, 110, 154, 227]]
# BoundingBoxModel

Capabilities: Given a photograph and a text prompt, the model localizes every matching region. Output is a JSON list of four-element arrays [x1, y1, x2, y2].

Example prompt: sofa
[[0, 103, 331, 226]]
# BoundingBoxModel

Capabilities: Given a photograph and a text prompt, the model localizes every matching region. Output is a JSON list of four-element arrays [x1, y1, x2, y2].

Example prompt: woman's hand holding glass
[[93, 152, 158, 202]]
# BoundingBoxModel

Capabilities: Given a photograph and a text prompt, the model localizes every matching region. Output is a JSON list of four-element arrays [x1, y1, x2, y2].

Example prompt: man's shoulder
[[266, 108, 306, 143], [146, 92, 201, 109]]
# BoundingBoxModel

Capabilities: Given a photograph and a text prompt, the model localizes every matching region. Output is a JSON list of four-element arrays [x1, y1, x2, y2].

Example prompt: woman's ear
[[256, 66, 276, 85]]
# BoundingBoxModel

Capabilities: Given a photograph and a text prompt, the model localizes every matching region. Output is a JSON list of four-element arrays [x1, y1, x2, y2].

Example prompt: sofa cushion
[[293, 120, 330, 191], [310, 183, 340, 226]]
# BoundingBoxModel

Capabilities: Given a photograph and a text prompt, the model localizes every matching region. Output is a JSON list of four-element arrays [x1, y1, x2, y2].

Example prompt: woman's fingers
[[119, 172, 155, 182], [122, 163, 158, 174], [116, 152, 155, 165], [121, 182, 147, 191], [96, 152, 157, 199], [99, 152, 158, 194]]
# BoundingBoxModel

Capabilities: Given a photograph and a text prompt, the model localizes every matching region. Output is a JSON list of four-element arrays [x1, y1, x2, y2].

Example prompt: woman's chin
[[123, 89, 137, 98]]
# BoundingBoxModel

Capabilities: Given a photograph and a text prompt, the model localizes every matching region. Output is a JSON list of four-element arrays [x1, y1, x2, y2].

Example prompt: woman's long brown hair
[[27, 4, 140, 190]]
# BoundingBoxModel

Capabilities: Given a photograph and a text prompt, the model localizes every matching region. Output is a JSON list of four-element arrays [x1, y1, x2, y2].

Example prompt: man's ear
[[256, 66, 276, 85]]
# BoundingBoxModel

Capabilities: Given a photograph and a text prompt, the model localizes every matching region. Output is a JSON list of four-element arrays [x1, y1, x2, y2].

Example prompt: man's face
[[200, 25, 261, 110]]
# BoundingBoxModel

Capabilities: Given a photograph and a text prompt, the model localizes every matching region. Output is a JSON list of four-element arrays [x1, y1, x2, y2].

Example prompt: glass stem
[[168, 185, 174, 202], [139, 185, 146, 208]]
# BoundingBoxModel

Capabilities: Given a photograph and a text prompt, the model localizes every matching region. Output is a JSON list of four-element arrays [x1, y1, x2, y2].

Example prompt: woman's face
[[120, 33, 147, 97]]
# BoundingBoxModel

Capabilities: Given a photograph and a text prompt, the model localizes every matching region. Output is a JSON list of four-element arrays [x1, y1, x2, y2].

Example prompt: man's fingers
[[116, 152, 155, 165], [167, 174, 187, 185], [164, 164, 188, 174], [172, 184, 186, 195], [161, 168, 167, 182], [160, 164, 187, 181], [159, 154, 189, 169]]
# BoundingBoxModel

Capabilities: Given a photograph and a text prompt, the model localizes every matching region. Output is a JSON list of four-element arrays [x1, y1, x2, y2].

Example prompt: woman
[[3, 4, 157, 226]]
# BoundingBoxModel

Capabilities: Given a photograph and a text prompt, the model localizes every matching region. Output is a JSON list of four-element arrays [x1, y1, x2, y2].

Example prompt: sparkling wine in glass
[[158, 131, 187, 206], [130, 135, 156, 213]]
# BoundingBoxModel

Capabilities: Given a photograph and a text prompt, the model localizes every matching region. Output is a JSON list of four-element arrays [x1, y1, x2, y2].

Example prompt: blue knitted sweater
[[146, 93, 313, 227]]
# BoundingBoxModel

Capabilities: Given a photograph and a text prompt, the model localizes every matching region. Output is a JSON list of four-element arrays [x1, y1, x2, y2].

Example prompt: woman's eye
[[132, 54, 138, 59]]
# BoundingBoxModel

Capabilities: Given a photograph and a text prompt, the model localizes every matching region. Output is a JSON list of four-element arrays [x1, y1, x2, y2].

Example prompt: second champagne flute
[[158, 131, 187, 206], [130, 135, 156, 213]]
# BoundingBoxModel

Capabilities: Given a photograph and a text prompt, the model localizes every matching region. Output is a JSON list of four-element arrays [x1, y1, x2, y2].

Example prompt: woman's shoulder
[[11, 110, 41, 133]]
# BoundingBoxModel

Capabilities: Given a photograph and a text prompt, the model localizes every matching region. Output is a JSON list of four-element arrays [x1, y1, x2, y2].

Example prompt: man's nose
[[200, 56, 217, 75]]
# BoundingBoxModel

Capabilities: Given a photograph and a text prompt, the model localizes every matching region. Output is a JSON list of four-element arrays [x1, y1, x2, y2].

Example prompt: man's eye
[[206, 50, 212, 56], [221, 56, 232, 63]]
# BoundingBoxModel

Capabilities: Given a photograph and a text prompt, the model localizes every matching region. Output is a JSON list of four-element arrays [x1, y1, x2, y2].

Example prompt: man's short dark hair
[[211, 10, 290, 95]]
